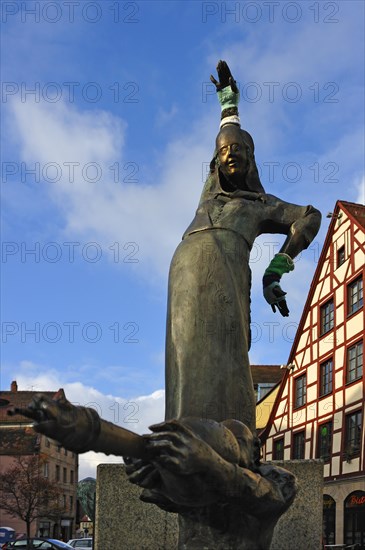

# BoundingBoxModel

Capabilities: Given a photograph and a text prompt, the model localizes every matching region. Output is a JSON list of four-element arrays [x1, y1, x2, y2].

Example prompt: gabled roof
[[285, 200, 364, 369], [250, 365, 283, 384], [0, 387, 65, 423], [260, 200, 364, 441], [341, 200, 365, 229]]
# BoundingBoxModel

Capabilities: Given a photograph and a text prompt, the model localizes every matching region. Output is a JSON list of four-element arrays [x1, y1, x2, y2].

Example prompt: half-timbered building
[[260, 200, 364, 548]]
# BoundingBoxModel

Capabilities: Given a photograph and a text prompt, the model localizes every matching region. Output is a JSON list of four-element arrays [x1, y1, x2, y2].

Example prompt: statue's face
[[222, 419, 255, 469], [236, 430, 255, 469], [216, 127, 249, 184]]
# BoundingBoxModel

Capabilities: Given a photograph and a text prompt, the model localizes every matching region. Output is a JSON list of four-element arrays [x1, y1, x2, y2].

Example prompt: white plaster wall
[[318, 396, 334, 417], [342, 457, 360, 474], [307, 384, 317, 404], [346, 314, 363, 339], [333, 432, 342, 454], [345, 382, 362, 404]]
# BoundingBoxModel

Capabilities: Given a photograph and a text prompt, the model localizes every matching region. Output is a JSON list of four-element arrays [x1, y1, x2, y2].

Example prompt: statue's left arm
[[271, 200, 322, 260], [261, 197, 321, 316]]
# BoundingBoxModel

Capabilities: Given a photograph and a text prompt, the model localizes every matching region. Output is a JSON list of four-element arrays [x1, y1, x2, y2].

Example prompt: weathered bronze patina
[[165, 64, 321, 430], [12, 396, 297, 549], [11, 61, 321, 549]]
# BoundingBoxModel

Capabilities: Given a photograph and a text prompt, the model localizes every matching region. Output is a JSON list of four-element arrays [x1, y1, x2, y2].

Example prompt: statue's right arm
[[9, 394, 147, 458]]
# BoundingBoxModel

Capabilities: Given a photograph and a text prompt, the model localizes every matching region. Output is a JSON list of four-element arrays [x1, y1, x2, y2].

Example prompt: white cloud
[[7, 78, 362, 378], [7, 8, 363, 284], [8, 99, 216, 282], [4, 11, 363, 442], [206, 9, 363, 160]]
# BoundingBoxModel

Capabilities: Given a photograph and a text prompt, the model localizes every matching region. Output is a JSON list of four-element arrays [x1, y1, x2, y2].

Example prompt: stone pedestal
[[269, 460, 324, 550], [94, 464, 178, 550], [94, 460, 323, 550]]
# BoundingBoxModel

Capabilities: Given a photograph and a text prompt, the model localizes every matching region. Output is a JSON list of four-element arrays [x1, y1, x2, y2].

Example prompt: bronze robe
[[165, 169, 321, 430]]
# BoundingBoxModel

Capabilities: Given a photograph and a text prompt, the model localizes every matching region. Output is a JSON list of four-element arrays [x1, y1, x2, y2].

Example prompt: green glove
[[217, 85, 240, 112], [264, 253, 294, 277], [262, 254, 294, 317]]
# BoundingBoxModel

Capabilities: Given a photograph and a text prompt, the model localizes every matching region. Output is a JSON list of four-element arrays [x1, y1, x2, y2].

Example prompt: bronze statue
[[10, 61, 321, 549], [12, 395, 297, 549], [125, 418, 297, 549], [165, 62, 321, 430]]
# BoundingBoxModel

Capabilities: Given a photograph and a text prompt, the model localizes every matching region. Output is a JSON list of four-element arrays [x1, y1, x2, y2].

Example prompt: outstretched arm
[[9, 394, 147, 458], [262, 200, 321, 317]]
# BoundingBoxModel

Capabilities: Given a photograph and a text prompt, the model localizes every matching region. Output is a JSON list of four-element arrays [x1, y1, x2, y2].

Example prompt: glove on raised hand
[[210, 60, 240, 126], [217, 85, 240, 112]]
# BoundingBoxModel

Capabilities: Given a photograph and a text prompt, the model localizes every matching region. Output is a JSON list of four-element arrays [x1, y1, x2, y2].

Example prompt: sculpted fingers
[[146, 432, 185, 454], [149, 419, 195, 438], [127, 463, 160, 488]]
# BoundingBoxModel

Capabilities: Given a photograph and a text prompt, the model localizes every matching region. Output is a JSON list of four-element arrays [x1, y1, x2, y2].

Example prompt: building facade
[[261, 201, 364, 548], [0, 382, 78, 541]]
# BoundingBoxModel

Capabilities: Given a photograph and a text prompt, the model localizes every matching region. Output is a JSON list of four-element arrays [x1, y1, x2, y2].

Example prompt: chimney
[[11, 380, 18, 393]]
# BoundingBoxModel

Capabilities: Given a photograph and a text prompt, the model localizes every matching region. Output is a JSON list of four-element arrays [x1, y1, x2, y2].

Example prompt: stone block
[[94, 464, 178, 550], [270, 460, 324, 550], [95, 460, 323, 550]]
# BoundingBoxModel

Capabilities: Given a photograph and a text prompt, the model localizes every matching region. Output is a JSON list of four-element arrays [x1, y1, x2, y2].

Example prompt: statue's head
[[211, 124, 265, 193], [222, 419, 261, 470], [215, 125, 250, 186], [180, 417, 260, 470], [181, 417, 241, 464]]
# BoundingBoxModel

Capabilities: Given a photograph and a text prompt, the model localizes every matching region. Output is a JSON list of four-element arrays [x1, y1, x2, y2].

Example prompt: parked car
[[0, 527, 16, 549], [66, 539, 93, 549], [6, 539, 74, 549]]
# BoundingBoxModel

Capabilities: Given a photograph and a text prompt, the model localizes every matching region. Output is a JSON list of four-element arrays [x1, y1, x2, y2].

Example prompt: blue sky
[[1, 0, 364, 477]]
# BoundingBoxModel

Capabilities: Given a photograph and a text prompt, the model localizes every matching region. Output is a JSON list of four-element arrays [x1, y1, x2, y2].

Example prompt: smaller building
[[251, 364, 284, 431], [251, 364, 284, 402], [0, 381, 79, 540]]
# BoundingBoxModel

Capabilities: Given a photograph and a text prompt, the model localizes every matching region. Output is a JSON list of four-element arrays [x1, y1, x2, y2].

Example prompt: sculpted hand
[[210, 60, 239, 113], [124, 456, 184, 512], [145, 420, 216, 476], [263, 279, 290, 317], [210, 60, 238, 92], [8, 394, 100, 452], [124, 457, 160, 489]]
